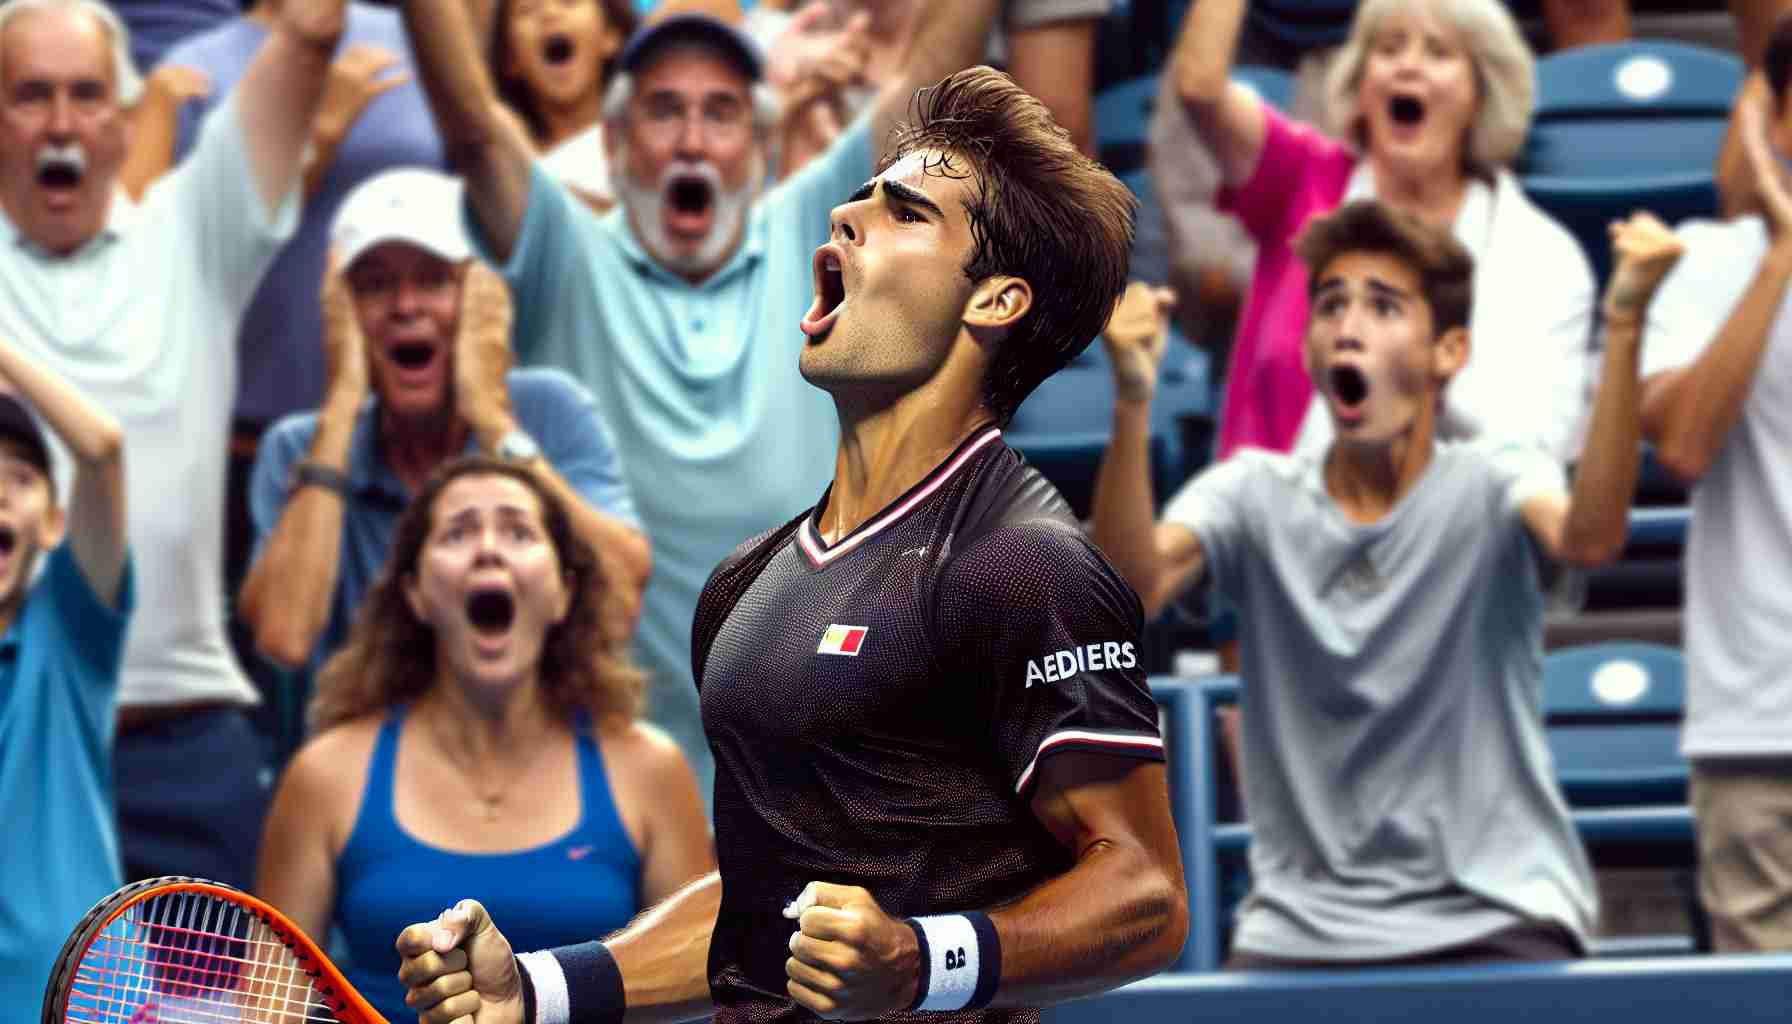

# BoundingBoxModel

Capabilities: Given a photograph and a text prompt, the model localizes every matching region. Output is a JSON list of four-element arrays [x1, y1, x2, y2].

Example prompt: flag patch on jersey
[[817, 624, 869, 656]]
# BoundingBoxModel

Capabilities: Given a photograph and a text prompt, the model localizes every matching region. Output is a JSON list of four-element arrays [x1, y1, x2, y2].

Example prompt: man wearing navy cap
[[398, 0, 1005, 803]]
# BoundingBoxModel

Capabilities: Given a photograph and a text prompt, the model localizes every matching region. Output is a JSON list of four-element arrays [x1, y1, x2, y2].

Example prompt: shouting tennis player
[[395, 65, 1188, 1024]]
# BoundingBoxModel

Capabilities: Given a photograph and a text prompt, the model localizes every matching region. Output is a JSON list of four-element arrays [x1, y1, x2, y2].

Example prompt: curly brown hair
[[308, 455, 645, 733], [489, 0, 640, 146], [883, 66, 1137, 424]]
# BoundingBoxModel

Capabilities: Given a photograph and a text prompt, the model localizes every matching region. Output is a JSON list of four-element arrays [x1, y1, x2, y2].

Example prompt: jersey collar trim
[[798, 426, 1003, 569]]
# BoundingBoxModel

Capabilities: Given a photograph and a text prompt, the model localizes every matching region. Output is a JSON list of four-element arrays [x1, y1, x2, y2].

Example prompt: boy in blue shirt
[[0, 336, 131, 1012]]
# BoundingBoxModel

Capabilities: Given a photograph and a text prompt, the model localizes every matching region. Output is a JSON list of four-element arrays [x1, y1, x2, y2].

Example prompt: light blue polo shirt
[[473, 119, 872, 795], [249, 367, 638, 671], [0, 546, 134, 1013]]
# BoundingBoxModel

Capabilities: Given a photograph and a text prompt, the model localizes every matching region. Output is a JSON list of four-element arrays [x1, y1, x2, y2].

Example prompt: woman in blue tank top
[[256, 457, 715, 1024]]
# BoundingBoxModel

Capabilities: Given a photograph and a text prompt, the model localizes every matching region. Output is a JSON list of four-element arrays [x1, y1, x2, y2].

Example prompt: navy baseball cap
[[618, 13, 764, 81], [0, 393, 50, 476]]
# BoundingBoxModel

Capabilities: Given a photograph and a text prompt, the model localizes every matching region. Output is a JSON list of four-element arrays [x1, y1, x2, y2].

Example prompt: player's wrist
[[519, 941, 623, 1024], [902, 912, 1002, 1012]]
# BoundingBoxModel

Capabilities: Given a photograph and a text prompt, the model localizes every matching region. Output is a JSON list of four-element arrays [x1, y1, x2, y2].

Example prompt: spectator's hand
[[396, 900, 525, 1024], [277, 0, 347, 50], [1739, 84, 1792, 237], [314, 45, 411, 147], [767, 2, 871, 92], [319, 249, 369, 403], [454, 262, 518, 441], [783, 882, 920, 1021], [1101, 282, 1178, 404], [143, 65, 211, 108], [1602, 212, 1684, 325]]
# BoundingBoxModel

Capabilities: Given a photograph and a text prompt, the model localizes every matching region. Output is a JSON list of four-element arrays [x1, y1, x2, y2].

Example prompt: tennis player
[[395, 65, 1188, 1024]]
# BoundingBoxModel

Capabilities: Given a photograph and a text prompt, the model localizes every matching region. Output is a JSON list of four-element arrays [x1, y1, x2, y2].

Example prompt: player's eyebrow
[[847, 180, 877, 204], [880, 179, 944, 219]]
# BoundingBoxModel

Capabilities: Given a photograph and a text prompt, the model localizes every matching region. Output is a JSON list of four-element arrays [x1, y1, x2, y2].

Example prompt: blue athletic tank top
[[334, 707, 642, 1022]]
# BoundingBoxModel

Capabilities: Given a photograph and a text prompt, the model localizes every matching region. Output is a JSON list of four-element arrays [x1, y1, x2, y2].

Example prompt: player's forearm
[[1649, 242, 1792, 482], [1558, 323, 1643, 568], [982, 838, 1188, 1007], [1091, 399, 1165, 614]]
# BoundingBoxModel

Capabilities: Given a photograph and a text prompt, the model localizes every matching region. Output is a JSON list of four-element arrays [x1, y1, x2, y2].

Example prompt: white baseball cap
[[331, 167, 473, 270]]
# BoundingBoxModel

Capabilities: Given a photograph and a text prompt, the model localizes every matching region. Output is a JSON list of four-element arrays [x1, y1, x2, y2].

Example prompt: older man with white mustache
[[399, 1, 1007, 805], [0, 0, 342, 889]]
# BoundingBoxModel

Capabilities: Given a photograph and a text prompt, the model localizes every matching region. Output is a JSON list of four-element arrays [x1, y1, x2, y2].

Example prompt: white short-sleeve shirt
[[0, 92, 298, 707], [1641, 215, 1792, 758]]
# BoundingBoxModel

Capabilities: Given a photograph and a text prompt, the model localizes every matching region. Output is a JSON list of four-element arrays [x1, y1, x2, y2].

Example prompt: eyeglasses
[[632, 93, 753, 143]]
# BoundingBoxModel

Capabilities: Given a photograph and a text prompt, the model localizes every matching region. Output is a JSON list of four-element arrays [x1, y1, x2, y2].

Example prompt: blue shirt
[[161, 3, 447, 425], [474, 118, 872, 790], [0, 547, 134, 1011], [249, 368, 638, 669]]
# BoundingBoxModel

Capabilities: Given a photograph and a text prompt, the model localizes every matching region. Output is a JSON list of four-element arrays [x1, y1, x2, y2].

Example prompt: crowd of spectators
[[1, 0, 1790, 1010]]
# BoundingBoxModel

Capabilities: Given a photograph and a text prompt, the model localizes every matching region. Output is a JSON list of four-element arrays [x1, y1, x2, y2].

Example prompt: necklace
[[421, 706, 554, 822]]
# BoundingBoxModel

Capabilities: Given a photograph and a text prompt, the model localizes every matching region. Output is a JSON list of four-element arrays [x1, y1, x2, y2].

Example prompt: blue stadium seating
[[1519, 41, 1742, 285], [1544, 642, 1688, 807], [1044, 955, 1792, 1023]]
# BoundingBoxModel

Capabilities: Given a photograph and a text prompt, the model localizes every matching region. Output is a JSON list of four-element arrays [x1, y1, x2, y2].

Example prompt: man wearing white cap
[[239, 167, 647, 674]]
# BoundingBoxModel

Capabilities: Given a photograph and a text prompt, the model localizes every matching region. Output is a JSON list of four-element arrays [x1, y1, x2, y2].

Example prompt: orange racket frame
[[42, 875, 387, 1024]]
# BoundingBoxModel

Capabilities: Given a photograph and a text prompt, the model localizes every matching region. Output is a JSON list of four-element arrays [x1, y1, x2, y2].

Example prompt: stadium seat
[[1043, 954, 1792, 1024], [1519, 41, 1742, 285]]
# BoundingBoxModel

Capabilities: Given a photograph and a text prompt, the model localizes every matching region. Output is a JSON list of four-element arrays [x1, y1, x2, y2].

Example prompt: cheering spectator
[[1172, 0, 1593, 465], [257, 455, 710, 1024], [489, 0, 638, 206], [240, 168, 647, 675], [0, 335, 127, 1015], [1639, 18, 1792, 952], [0, 0, 336, 888], [1092, 200, 1681, 967], [397, 0, 1005, 803]]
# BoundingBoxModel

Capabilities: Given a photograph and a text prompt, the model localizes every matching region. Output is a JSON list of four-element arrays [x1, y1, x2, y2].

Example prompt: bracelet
[[287, 460, 350, 498], [903, 912, 1001, 1012]]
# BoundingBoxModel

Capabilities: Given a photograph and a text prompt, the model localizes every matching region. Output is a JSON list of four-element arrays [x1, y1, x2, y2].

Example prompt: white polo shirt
[[0, 92, 297, 708], [1641, 215, 1792, 758]]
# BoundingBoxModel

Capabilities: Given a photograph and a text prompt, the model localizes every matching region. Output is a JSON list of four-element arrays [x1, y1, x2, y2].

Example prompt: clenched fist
[[1100, 282, 1177, 404], [783, 882, 921, 1021], [1601, 212, 1684, 325]]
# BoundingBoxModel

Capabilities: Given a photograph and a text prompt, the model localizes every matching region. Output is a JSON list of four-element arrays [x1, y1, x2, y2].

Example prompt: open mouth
[[391, 343, 436, 370], [0, 526, 16, 557], [1330, 364, 1370, 407], [466, 588, 516, 635], [542, 33, 576, 65], [801, 246, 848, 339], [668, 177, 713, 217], [1389, 94, 1426, 127], [37, 161, 82, 190]]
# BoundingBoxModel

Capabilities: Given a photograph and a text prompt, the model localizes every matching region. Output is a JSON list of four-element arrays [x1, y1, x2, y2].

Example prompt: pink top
[[1214, 105, 1356, 459]]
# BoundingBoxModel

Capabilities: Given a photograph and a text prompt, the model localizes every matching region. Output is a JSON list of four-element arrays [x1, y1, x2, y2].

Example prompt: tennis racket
[[42, 875, 386, 1024]]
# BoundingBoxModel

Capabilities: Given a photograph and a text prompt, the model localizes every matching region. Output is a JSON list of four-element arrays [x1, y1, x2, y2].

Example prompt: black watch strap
[[289, 460, 351, 497]]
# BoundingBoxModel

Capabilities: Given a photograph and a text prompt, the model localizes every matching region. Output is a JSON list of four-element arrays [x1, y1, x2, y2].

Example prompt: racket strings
[[62, 891, 345, 1024]]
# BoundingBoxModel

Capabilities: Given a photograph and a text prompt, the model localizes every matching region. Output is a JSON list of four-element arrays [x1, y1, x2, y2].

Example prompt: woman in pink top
[[1171, 0, 1594, 463]]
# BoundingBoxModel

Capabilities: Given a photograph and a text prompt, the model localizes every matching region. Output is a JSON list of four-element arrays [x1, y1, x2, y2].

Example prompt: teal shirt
[[474, 119, 874, 787], [0, 546, 133, 1011]]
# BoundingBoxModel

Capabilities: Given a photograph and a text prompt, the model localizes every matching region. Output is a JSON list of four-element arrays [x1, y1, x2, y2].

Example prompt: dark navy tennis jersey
[[691, 426, 1165, 1024]]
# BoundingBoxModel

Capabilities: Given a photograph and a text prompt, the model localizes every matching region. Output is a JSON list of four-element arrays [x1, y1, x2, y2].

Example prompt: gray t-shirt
[[1164, 441, 1597, 960]]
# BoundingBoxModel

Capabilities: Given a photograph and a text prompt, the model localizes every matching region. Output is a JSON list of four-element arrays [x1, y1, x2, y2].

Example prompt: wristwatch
[[288, 460, 350, 498], [493, 428, 541, 463]]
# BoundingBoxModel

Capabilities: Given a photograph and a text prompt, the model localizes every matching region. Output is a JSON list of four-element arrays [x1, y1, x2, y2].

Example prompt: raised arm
[[1006, 17, 1099, 156], [0, 340, 125, 606], [1524, 213, 1683, 567], [119, 64, 211, 201], [1645, 87, 1792, 484], [1090, 284, 1207, 618], [1169, 0, 1266, 186], [237, 265, 365, 669], [399, 0, 539, 260], [397, 871, 724, 1024], [781, 757, 1187, 1017], [234, 0, 346, 215], [868, 0, 1003, 161]]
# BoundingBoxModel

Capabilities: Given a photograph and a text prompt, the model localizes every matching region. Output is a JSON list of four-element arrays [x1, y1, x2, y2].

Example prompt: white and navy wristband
[[903, 912, 1001, 1012], [516, 942, 624, 1024]]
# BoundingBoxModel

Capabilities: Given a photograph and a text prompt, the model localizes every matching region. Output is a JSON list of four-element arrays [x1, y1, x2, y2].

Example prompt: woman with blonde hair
[[257, 455, 713, 1024], [1173, 0, 1595, 465]]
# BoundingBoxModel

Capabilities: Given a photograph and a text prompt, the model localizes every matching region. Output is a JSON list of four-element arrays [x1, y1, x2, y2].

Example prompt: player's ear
[[964, 275, 1033, 333]]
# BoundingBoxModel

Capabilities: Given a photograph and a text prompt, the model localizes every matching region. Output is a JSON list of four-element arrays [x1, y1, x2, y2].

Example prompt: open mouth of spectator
[[0, 525, 16, 558], [665, 176, 715, 236], [1387, 94, 1426, 139], [542, 33, 576, 66], [391, 343, 436, 371], [35, 148, 85, 205], [466, 587, 517, 637], [802, 244, 847, 339], [1329, 364, 1369, 424]]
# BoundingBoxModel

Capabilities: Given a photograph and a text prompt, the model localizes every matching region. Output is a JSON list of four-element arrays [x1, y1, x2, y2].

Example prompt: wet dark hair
[[1295, 199, 1475, 337], [883, 66, 1137, 424], [309, 455, 643, 733], [490, 0, 640, 144]]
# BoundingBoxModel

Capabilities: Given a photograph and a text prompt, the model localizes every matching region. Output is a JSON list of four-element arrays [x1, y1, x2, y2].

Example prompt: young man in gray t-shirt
[[1091, 199, 1685, 966]]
